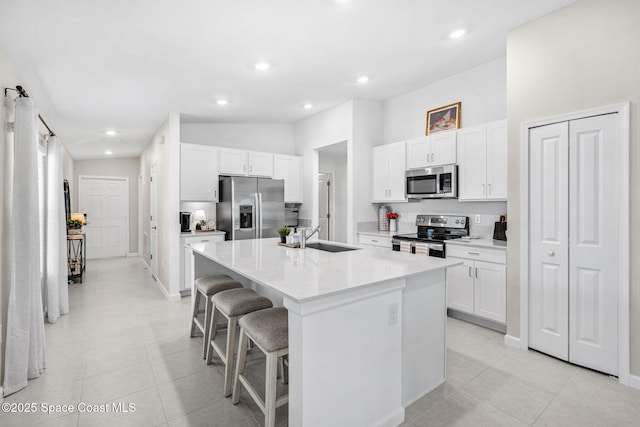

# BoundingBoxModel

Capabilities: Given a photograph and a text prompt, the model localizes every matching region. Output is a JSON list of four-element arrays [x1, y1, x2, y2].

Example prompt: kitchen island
[[188, 238, 461, 427]]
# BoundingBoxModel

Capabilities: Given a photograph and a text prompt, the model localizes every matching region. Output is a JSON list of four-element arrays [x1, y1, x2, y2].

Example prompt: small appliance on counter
[[180, 211, 192, 232], [392, 214, 469, 258], [493, 215, 507, 241]]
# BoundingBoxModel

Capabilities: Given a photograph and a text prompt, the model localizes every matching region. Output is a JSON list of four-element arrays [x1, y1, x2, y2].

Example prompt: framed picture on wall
[[426, 102, 461, 135]]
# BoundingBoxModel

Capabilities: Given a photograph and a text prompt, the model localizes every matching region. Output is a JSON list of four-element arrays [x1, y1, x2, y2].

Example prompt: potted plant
[[277, 226, 290, 244], [67, 218, 83, 235], [387, 212, 399, 232]]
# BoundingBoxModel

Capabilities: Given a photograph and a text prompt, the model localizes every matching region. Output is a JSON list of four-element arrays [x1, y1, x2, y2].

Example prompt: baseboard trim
[[627, 374, 640, 390], [127, 252, 140, 258], [504, 334, 524, 349], [374, 407, 405, 427], [141, 258, 150, 270], [447, 309, 506, 333], [154, 276, 181, 302]]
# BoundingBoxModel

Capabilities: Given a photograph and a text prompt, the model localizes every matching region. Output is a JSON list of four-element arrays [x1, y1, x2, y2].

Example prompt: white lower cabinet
[[446, 246, 506, 323], [358, 234, 392, 249], [180, 233, 225, 293]]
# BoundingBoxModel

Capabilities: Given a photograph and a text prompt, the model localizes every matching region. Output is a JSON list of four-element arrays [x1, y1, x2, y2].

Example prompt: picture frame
[[426, 102, 461, 135]]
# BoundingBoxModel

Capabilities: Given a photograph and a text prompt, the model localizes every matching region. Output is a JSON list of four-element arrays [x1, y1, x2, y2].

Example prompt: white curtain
[[2, 97, 46, 396], [46, 135, 68, 323]]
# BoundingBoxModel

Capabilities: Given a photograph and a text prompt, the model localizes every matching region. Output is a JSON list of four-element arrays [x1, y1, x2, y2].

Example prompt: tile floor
[[2, 257, 640, 426]]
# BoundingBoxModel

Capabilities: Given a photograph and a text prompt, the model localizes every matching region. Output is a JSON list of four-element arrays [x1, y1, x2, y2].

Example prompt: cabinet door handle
[[468, 252, 480, 255], [468, 266, 472, 277], [243, 164, 246, 172], [388, 189, 391, 197], [431, 153, 434, 163], [488, 183, 492, 195], [475, 268, 478, 278], [372, 239, 378, 243], [214, 189, 217, 200], [250, 165, 253, 173], [482, 184, 485, 195]]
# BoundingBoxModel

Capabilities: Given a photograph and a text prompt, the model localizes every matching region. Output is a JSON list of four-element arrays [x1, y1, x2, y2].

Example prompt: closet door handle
[[547, 250, 555, 256]]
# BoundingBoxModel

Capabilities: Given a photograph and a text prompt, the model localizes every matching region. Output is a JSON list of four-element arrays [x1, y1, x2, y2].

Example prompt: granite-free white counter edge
[[357, 230, 396, 238], [181, 231, 225, 238], [446, 238, 507, 250], [190, 237, 461, 303]]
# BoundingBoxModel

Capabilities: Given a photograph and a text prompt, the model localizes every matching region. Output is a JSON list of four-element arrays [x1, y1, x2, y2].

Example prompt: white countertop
[[180, 231, 225, 238], [190, 237, 460, 303], [357, 230, 396, 238], [446, 238, 507, 250]]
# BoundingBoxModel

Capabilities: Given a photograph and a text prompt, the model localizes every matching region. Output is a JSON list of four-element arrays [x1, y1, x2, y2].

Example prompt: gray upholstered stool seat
[[207, 288, 273, 396], [190, 274, 242, 359], [232, 307, 289, 427]]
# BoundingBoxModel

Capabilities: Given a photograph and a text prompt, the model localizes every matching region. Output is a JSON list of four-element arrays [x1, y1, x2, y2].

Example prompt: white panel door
[[528, 122, 570, 361], [568, 114, 619, 375], [446, 259, 474, 314], [486, 120, 508, 200], [79, 176, 128, 259], [150, 163, 158, 279], [457, 125, 487, 200]]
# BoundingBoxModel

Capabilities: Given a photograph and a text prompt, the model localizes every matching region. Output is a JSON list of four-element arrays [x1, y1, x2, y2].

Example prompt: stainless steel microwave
[[405, 164, 458, 199]]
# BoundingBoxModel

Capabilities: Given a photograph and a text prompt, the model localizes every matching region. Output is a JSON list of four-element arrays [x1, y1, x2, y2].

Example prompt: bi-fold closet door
[[528, 113, 619, 376]]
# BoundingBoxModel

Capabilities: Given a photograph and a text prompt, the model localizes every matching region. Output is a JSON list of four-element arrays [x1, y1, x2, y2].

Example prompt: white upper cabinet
[[180, 143, 219, 202], [406, 132, 456, 169], [274, 154, 302, 203], [457, 119, 507, 201], [219, 148, 274, 177], [372, 141, 407, 203]]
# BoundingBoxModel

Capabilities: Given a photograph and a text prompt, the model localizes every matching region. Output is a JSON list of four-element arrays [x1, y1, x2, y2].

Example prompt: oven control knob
[[455, 220, 460, 224]]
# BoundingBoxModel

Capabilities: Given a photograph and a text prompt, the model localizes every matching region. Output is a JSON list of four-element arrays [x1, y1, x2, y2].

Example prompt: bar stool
[[190, 274, 243, 358], [207, 288, 273, 396], [232, 307, 288, 427]]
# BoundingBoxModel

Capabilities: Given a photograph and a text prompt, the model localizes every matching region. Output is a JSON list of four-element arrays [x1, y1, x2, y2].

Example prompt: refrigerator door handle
[[258, 193, 263, 238], [253, 192, 259, 237]]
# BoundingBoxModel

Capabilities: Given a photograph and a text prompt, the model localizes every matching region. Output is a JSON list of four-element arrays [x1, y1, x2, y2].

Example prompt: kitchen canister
[[378, 205, 390, 231]]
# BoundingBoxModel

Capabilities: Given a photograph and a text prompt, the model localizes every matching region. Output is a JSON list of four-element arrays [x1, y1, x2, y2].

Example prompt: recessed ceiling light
[[449, 29, 466, 39], [255, 62, 271, 71], [217, 99, 229, 106], [105, 130, 117, 137], [105, 150, 113, 155], [357, 76, 370, 83], [303, 104, 313, 109]]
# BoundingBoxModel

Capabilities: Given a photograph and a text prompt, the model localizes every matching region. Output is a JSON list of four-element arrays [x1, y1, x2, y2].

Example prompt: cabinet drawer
[[184, 235, 225, 245], [358, 234, 392, 248], [447, 245, 506, 264]]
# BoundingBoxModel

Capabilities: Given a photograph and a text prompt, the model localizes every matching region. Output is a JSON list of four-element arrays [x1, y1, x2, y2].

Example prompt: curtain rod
[[4, 85, 56, 137]]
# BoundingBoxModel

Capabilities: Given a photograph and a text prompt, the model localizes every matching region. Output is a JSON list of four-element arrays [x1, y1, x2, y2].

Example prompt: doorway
[[317, 142, 347, 243], [78, 175, 129, 259], [150, 162, 158, 279]]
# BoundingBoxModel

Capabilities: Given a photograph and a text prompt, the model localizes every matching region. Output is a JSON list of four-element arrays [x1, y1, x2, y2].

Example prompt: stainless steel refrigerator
[[216, 176, 285, 240]]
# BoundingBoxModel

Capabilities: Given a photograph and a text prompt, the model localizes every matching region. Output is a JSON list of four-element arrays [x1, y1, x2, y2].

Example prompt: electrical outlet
[[388, 303, 398, 325], [475, 214, 481, 224]]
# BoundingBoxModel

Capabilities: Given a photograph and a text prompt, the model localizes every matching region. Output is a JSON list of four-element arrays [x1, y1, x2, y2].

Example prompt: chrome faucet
[[300, 226, 322, 249]]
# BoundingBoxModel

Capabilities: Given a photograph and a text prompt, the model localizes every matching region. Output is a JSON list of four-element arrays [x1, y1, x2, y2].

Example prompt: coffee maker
[[180, 211, 192, 232]]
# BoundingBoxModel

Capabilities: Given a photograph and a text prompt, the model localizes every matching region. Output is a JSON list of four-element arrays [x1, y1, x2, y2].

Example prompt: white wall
[[294, 100, 353, 225], [383, 57, 507, 144], [506, 0, 640, 375], [140, 113, 181, 299], [180, 122, 296, 154], [380, 57, 508, 231]]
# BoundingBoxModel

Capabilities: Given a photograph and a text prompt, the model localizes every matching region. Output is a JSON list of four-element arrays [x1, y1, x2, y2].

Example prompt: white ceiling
[[0, 0, 574, 160]]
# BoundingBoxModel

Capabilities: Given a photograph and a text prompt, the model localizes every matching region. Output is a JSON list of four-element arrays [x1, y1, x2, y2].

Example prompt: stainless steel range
[[392, 214, 469, 258]]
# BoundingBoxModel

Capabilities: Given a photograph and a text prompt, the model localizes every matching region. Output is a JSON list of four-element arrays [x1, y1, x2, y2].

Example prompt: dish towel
[[400, 241, 412, 253], [414, 243, 429, 255]]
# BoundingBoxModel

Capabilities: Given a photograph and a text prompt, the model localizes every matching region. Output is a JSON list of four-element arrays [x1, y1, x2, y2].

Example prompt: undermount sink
[[305, 242, 360, 253]]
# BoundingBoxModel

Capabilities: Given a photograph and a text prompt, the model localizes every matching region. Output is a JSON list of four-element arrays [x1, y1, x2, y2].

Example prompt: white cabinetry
[[446, 245, 506, 323], [372, 141, 406, 202], [273, 154, 302, 203], [358, 233, 392, 249], [406, 132, 456, 169], [180, 233, 225, 293], [219, 148, 274, 177], [457, 119, 507, 201], [180, 143, 219, 202]]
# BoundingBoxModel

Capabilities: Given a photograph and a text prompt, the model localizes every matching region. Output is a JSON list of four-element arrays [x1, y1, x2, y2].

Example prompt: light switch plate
[[475, 214, 481, 224]]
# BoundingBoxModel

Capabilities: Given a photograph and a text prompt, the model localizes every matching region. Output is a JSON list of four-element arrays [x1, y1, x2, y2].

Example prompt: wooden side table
[[67, 233, 86, 283]]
